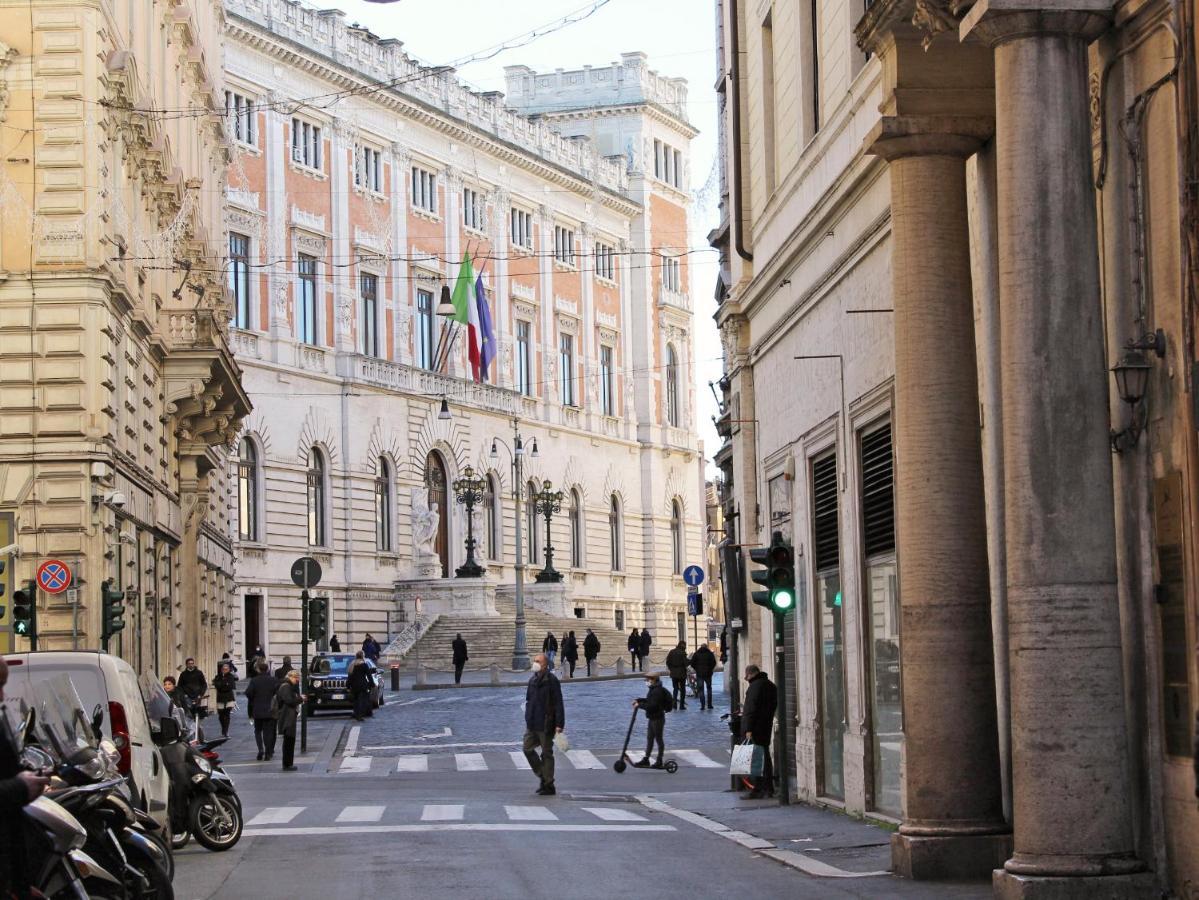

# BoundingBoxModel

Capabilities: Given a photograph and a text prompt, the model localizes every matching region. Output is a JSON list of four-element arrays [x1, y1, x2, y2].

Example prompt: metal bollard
[[390, 663, 400, 691], [416, 665, 427, 686], [616, 657, 626, 676], [490, 664, 500, 685]]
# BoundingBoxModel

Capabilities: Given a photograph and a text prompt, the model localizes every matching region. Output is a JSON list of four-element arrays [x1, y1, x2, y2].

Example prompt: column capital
[[866, 115, 994, 161], [960, 0, 1111, 45]]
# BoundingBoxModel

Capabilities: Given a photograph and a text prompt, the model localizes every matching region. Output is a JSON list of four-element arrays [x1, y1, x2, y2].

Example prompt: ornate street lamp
[[533, 479, 564, 584], [489, 421, 538, 670], [452, 465, 487, 578], [1110, 328, 1166, 453]]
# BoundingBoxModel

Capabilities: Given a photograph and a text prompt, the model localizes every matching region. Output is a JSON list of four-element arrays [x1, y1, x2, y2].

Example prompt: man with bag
[[523, 653, 565, 796], [741, 664, 777, 799]]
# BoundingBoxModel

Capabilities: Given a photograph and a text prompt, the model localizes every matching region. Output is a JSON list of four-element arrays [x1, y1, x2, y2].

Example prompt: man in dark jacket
[[274, 655, 293, 682], [0, 656, 49, 899], [690, 642, 718, 710], [276, 669, 304, 771], [329, 634, 341, 652], [362, 634, 382, 662], [562, 631, 578, 679], [627, 628, 641, 671], [639, 628, 653, 668], [452, 634, 469, 684], [245, 661, 279, 761], [523, 653, 565, 796], [665, 641, 689, 710], [348, 651, 373, 721], [178, 657, 208, 707], [632, 672, 674, 768], [583, 629, 600, 676], [741, 665, 778, 798]]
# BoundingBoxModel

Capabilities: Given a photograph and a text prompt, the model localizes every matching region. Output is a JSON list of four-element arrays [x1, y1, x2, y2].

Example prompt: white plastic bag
[[729, 740, 756, 776], [554, 731, 571, 752]]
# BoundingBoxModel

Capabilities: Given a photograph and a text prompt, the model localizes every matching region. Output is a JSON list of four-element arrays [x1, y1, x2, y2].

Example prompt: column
[[962, 2, 1149, 893], [389, 143, 411, 365], [869, 118, 1011, 879], [330, 120, 355, 353], [264, 94, 290, 349], [490, 188, 511, 389]]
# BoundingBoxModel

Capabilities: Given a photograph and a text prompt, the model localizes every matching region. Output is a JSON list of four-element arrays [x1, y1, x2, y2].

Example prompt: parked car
[[306, 653, 384, 715], [2, 650, 172, 832]]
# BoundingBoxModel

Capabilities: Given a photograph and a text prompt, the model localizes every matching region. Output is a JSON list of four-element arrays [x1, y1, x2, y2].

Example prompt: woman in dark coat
[[348, 651, 373, 721], [276, 670, 304, 771], [561, 631, 579, 679], [627, 628, 641, 671], [639, 628, 653, 669], [212, 662, 238, 737]]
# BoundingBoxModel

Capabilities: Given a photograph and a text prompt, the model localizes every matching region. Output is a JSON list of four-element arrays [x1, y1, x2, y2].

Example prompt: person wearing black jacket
[[690, 643, 718, 710], [561, 631, 578, 679], [583, 629, 600, 676], [541, 632, 559, 671], [741, 665, 778, 798], [178, 657, 208, 706], [452, 634, 469, 684], [632, 673, 673, 769], [639, 628, 653, 668], [245, 661, 279, 761], [523, 654, 565, 796], [665, 641, 689, 710], [627, 628, 641, 671], [348, 651, 372, 721], [0, 657, 48, 899], [276, 670, 304, 771], [212, 662, 238, 737], [274, 656, 293, 682]]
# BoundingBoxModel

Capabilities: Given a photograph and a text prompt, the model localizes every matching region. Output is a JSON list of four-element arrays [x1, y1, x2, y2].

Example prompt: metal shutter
[[860, 424, 895, 557], [812, 454, 839, 571]]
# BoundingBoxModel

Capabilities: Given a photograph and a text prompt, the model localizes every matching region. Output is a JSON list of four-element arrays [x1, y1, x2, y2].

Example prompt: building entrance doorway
[[243, 594, 263, 662]]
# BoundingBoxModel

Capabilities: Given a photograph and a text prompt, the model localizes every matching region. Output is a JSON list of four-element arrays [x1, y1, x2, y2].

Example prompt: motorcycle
[[156, 705, 242, 852]]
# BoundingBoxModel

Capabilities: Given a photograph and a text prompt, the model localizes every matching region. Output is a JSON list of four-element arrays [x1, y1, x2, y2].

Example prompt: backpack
[[657, 685, 675, 713]]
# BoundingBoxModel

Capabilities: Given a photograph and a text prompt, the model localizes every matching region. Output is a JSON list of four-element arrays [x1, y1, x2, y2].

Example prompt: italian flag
[[450, 252, 481, 381]]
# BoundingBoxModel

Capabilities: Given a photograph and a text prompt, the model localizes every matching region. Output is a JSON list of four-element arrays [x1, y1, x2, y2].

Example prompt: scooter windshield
[[28, 674, 97, 763]]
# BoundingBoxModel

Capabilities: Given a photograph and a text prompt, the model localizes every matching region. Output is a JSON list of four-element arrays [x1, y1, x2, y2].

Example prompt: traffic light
[[101, 579, 126, 640], [11, 580, 35, 638], [307, 596, 327, 643], [0, 559, 6, 621], [749, 531, 795, 614]]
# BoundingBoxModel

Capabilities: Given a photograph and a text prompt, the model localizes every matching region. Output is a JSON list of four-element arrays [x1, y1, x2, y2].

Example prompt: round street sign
[[683, 565, 705, 587], [36, 559, 73, 595], [290, 556, 323, 589]]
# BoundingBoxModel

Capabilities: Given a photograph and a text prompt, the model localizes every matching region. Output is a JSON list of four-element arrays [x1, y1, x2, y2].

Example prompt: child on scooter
[[632, 672, 674, 769]]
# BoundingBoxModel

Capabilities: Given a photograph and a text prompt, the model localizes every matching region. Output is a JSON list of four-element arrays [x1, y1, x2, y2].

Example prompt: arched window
[[670, 499, 683, 574], [666, 343, 680, 427], [609, 494, 622, 571], [527, 480, 541, 564], [307, 447, 327, 546], [237, 437, 258, 542], [485, 474, 499, 561], [569, 489, 583, 569], [375, 457, 393, 552]]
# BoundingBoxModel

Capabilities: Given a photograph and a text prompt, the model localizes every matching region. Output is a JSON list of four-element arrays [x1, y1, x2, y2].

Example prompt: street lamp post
[[533, 479, 564, 584], [489, 419, 538, 671], [452, 466, 487, 578]]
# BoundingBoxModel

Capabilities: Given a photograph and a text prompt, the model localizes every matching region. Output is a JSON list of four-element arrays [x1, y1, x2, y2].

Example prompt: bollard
[[616, 657, 626, 676], [390, 662, 400, 691], [490, 664, 500, 685], [416, 664, 427, 687]]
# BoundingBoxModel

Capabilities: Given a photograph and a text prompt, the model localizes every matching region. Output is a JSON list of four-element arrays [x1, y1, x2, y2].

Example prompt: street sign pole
[[300, 588, 309, 753], [774, 610, 789, 806]]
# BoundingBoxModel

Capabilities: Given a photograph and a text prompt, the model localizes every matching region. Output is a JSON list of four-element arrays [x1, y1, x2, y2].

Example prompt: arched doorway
[[425, 451, 449, 577]]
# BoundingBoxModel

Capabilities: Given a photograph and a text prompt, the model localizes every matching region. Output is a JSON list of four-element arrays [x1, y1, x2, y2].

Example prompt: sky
[[318, 0, 724, 472]]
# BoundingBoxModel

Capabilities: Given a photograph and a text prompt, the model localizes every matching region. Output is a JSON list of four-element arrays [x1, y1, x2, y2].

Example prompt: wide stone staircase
[[397, 597, 670, 675]]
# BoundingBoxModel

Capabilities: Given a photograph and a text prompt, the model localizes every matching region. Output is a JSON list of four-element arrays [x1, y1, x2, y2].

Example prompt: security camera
[[118, 531, 136, 545], [106, 491, 127, 509], [0, 542, 20, 557]]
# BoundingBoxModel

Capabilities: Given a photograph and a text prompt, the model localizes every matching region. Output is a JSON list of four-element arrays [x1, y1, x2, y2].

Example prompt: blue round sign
[[682, 565, 704, 587]]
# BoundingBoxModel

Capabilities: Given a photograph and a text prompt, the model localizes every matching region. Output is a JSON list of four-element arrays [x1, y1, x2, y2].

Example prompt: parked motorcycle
[[156, 705, 242, 852]]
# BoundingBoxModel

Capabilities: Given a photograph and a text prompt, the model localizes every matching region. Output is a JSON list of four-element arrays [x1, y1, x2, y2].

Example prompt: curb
[[312, 722, 348, 774]]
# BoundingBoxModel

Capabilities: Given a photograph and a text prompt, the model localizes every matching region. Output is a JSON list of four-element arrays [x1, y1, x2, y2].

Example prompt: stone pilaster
[[869, 117, 1012, 879]]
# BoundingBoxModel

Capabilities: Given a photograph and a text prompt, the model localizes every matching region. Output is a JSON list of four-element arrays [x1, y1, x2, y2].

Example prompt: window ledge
[[354, 184, 386, 201], [412, 206, 440, 223], [289, 160, 327, 180], [553, 259, 577, 272], [594, 275, 618, 288], [510, 243, 535, 256], [464, 225, 488, 239], [234, 140, 261, 156]]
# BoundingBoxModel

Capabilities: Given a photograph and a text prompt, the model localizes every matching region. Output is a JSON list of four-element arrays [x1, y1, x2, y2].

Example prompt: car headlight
[[311, 680, 322, 689], [195, 756, 212, 775]]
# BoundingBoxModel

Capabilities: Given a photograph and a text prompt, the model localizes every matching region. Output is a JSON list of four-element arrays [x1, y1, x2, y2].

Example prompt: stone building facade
[[222, 0, 703, 664], [712, 0, 1198, 893], [0, 0, 250, 674]]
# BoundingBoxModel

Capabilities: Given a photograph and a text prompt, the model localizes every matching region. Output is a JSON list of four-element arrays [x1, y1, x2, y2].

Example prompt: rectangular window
[[554, 226, 576, 266], [375, 475, 392, 552], [360, 273, 379, 357], [297, 254, 318, 346], [229, 232, 251, 330], [225, 91, 255, 146], [600, 345, 614, 416], [654, 139, 663, 179], [290, 118, 321, 170], [801, 0, 821, 140], [559, 333, 575, 406], [761, 10, 777, 194], [463, 187, 484, 231], [411, 166, 437, 214], [662, 256, 681, 293], [594, 242, 616, 280], [511, 208, 533, 249], [672, 149, 683, 188], [355, 145, 382, 192], [416, 289, 435, 370], [516, 321, 532, 396]]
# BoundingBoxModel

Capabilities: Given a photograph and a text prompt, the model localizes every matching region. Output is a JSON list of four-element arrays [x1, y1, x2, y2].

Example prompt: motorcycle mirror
[[91, 704, 104, 740]]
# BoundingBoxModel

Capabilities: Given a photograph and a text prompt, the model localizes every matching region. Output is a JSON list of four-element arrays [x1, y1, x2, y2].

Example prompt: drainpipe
[[728, 0, 753, 262]]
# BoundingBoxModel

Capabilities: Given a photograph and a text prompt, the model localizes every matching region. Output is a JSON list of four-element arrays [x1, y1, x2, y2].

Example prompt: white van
[[2, 650, 172, 830]]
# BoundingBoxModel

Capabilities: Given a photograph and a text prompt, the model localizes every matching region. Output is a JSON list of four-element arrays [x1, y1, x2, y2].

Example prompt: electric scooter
[[611, 707, 678, 774]]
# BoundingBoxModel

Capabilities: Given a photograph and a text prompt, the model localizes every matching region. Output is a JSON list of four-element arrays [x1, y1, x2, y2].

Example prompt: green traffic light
[[773, 588, 795, 611], [14, 620, 28, 635]]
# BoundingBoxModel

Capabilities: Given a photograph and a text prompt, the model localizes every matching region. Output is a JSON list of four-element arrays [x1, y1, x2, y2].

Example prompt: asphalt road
[[173, 677, 989, 900]]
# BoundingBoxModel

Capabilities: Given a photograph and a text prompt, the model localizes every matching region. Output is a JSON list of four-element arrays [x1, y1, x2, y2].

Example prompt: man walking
[[666, 641, 689, 710], [523, 653, 565, 796], [638, 628, 653, 669], [562, 631, 578, 679], [452, 633, 469, 684], [178, 657, 208, 710], [741, 664, 778, 799], [583, 629, 600, 676], [245, 661, 279, 761], [541, 631, 558, 671], [348, 651, 372, 721], [362, 634, 382, 662], [632, 672, 673, 768], [690, 642, 717, 710], [273, 655, 292, 682], [627, 628, 641, 671]]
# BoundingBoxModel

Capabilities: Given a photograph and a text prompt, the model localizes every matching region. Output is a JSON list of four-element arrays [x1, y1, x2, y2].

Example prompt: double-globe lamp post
[[452, 465, 487, 578], [487, 419, 538, 670], [532, 480, 564, 584]]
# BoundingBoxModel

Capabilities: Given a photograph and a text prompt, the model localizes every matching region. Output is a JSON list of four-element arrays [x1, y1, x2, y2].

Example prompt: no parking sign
[[36, 559, 73, 594]]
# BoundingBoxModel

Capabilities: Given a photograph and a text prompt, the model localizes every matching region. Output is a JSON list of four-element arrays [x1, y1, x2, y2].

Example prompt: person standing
[[719, 627, 728, 666], [162, 676, 180, 707], [627, 628, 641, 671], [665, 641, 689, 710], [0, 656, 49, 899], [451, 634, 469, 685], [639, 628, 653, 670], [741, 664, 778, 799], [522, 653, 565, 796], [329, 634, 341, 653], [362, 634, 381, 662], [276, 670, 304, 771], [583, 629, 600, 677], [562, 631, 578, 679], [348, 651, 372, 722], [178, 657, 208, 708], [541, 631, 558, 671], [273, 655, 293, 682], [220, 652, 239, 677], [690, 642, 717, 710], [212, 661, 238, 737], [632, 672, 673, 768], [245, 661, 279, 761]]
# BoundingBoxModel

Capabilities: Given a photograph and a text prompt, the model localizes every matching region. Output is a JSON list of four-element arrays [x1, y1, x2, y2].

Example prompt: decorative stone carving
[[293, 230, 326, 256], [410, 486, 442, 577], [911, 0, 957, 49], [0, 42, 16, 122]]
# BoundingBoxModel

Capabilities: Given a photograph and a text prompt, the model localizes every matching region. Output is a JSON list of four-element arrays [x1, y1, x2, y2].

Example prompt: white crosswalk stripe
[[583, 807, 647, 822], [395, 755, 429, 773], [672, 749, 722, 768], [421, 804, 464, 821], [564, 749, 605, 769], [246, 807, 304, 826], [455, 753, 488, 771], [504, 806, 558, 821], [335, 806, 385, 823], [334, 746, 731, 775], [509, 751, 531, 769], [338, 755, 372, 774]]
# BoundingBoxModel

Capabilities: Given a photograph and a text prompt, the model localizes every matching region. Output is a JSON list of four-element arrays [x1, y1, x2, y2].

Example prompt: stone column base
[[993, 869, 1157, 899], [892, 831, 1013, 880]]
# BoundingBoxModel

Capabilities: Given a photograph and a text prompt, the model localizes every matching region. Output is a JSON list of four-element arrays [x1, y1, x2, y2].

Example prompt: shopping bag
[[554, 731, 571, 752], [730, 740, 756, 775]]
